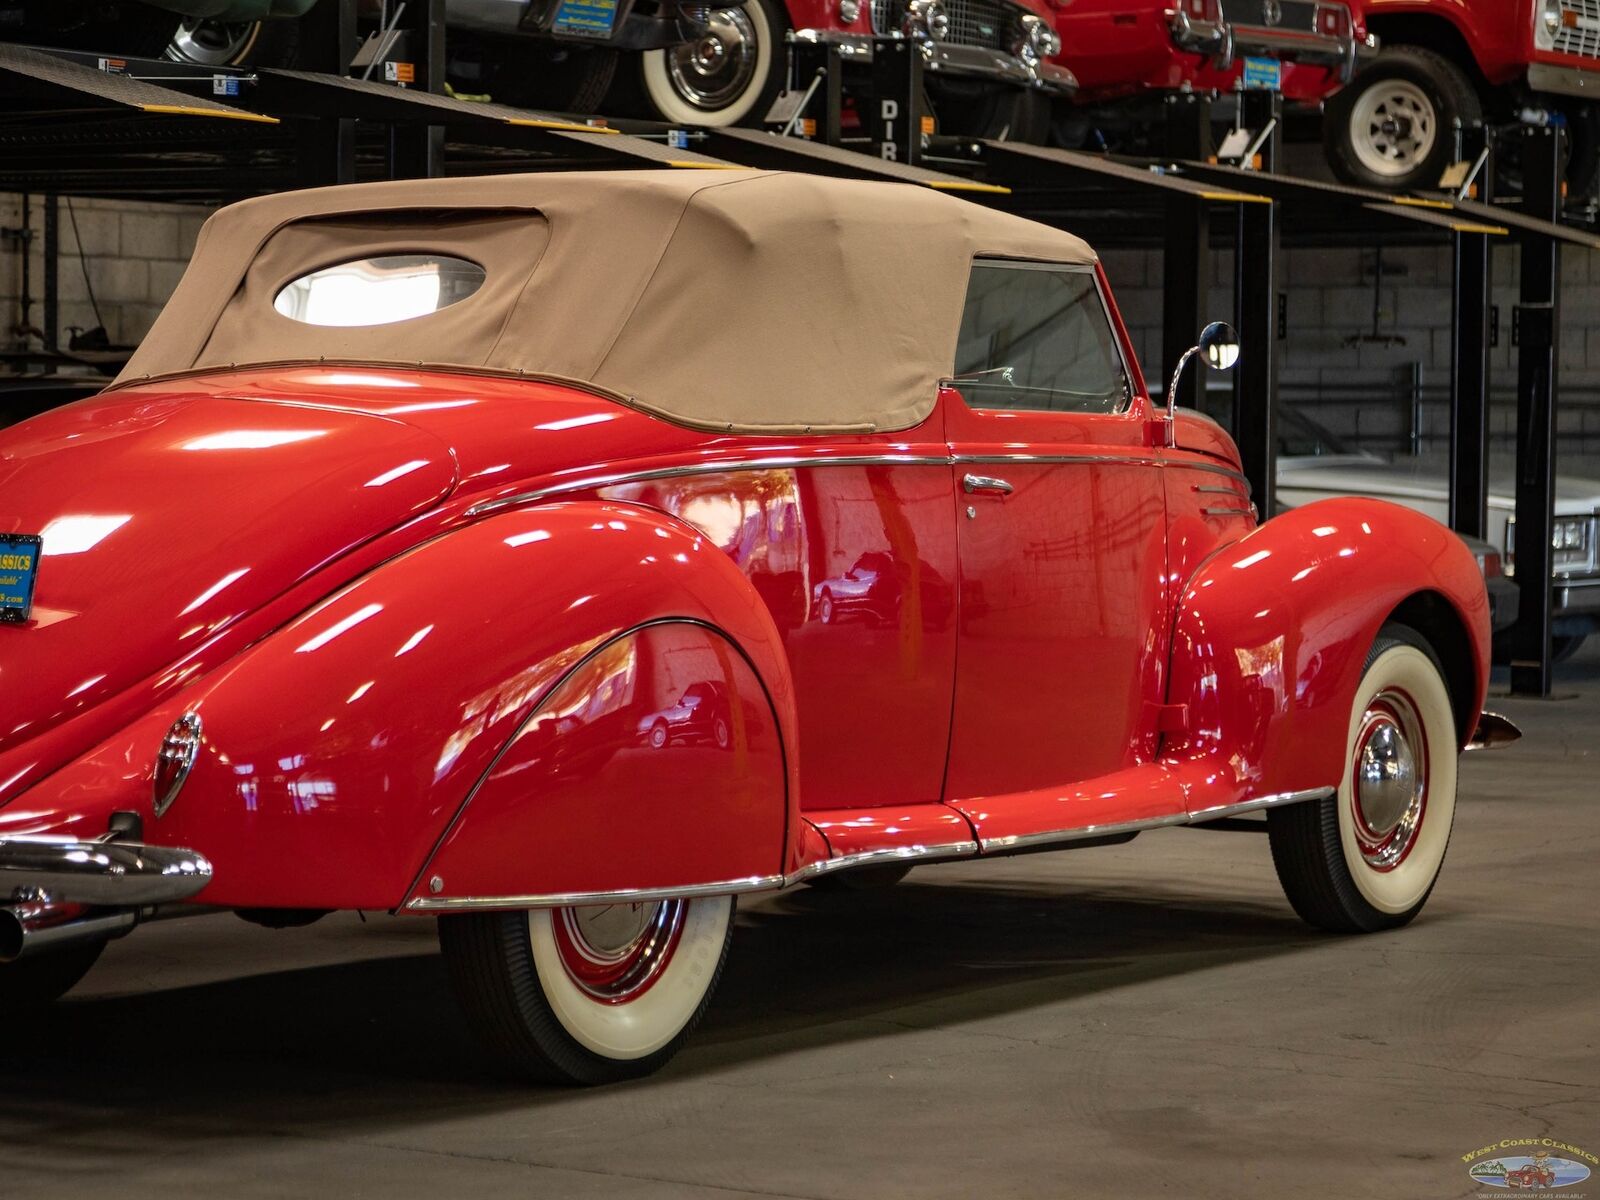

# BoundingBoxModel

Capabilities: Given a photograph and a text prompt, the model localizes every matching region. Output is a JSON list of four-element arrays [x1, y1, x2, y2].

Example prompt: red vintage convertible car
[[0, 171, 1507, 1084]]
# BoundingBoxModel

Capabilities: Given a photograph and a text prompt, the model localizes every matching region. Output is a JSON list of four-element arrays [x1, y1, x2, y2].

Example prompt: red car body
[[1361, 0, 1600, 97], [0, 170, 1498, 1081], [1054, 0, 1369, 106], [0, 296, 1491, 910]]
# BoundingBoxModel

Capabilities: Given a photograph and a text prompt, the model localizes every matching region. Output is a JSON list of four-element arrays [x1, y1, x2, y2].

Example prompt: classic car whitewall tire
[[440, 895, 734, 1084], [639, 0, 784, 126], [1268, 623, 1458, 933]]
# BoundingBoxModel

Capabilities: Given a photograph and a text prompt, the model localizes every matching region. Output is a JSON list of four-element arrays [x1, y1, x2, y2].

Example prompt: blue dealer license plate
[[551, 0, 619, 38], [0, 533, 42, 624], [1242, 56, 1283, 91]]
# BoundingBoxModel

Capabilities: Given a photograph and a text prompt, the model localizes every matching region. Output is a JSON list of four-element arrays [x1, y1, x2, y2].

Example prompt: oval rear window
[[273, 254, 486, 327]]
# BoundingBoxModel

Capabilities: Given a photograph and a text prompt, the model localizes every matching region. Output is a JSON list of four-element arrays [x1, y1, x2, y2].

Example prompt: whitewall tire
[[640, 0, 784, 126], [441, 895, 734, 1084], [1268, 623, 1459, 933]]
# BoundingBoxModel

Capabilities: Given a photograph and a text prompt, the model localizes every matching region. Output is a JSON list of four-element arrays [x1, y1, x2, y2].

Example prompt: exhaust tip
[[0, 909, 25, 962]]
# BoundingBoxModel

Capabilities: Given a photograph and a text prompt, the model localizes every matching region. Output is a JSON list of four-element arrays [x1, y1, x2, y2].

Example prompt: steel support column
[[297, 0, 359, 185], [868, 39, 925, 165], [1162, 92, 1213, 413], [1231, 88, 1280, 515], [389, 0, 446, 178], [1449, 122, 1494, 539], [1509, 125, 1564, 696]]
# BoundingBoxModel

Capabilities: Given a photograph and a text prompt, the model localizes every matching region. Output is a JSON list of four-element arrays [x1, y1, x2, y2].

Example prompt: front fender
[[22, 501, 798, 910], [1161, 499, 1489, 806]]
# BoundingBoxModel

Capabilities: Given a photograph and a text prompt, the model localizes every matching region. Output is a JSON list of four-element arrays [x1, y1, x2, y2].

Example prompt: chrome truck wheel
[[1325, 47, 1481, 193], [440, 895, 734, 1084], [1268, 623, 1459, 933], [164, 16, 299, 68], [640, 0, 785, 126]]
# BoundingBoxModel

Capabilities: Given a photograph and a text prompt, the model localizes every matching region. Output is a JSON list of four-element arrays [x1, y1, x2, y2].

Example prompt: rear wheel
[[0, 943, 104, 1015], [1325, 47, 1481, 193], [640, 0, 786, 126], [1268, 623, 1459, 933], [440, 895, 734, 1085]]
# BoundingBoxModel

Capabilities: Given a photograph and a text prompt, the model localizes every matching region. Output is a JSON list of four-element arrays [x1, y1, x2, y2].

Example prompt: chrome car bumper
[[1169, 10, 1373, 84], [792, 30, 1077, 95], [0, 836, 213, 906], [1556, 575, 1600, 615], [1528, 61, 1600, 102]]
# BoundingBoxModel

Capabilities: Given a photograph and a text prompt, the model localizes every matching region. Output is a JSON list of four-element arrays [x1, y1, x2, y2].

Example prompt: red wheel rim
[[550, 899, 687, 1004], [1349, 687, 1429, 872]]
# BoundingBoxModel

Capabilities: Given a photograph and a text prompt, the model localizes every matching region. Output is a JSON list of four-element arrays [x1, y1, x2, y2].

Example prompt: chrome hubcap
[[1349, 79, 1437, 179], [667, 7, 760, 110], [553, 899, 686, 1001], [1351, 689, 1428, 869]]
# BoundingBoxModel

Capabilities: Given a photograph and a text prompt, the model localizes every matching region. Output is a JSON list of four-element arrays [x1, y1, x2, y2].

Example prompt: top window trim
[[947, 257, 1137, 417]]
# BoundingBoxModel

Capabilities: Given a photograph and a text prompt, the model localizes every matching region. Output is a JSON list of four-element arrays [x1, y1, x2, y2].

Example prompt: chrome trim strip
[[978, 787, 1333, 853], [465, 454, 951, 518], [406, 840, 983, 911], [953, 453, 1154, 468], [1193, 484, 1246, 495], [783, 840, 979, 885], [407, 873, 787, 911], [1201, 505, 1254, 517], [0, 836, 214, 906], [1166, 458, 1253, 488], [468, 451, 1252, 520]]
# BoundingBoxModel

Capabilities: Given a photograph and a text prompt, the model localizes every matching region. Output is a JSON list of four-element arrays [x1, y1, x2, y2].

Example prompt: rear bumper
[[1556, 575, 1600, 616], [0, 836, 212, 906], [792, 30, 1077, 95], [1488, 573, 1521, 634]]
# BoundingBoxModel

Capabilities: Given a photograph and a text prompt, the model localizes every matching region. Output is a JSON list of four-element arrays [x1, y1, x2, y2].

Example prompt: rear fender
[[20, 502, 798, 910], [1161, 499, 1489, 806]]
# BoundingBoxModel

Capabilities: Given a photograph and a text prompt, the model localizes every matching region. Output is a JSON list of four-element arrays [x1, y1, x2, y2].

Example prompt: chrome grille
[[869, 0, 1021, 49], [1230, 0, 1322, 33], [1554, 0, 1600, 58]]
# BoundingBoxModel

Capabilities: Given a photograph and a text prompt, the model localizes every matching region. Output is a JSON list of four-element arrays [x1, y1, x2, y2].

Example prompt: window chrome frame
[[947, 257, 1138, 419]]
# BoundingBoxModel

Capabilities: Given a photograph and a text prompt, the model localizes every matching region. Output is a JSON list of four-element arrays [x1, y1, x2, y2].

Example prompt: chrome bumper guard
[[0, 836, 213, 906], [1169, 11, 1373, 84], [791, 30, 1077, 95]]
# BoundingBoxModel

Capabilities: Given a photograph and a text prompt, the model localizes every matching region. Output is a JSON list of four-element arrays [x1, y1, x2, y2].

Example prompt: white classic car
[[1274, 407, 1600, 661]]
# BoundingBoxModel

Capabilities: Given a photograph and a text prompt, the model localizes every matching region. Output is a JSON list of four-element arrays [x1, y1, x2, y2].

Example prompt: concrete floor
[[2, 649, 1596, 1199]]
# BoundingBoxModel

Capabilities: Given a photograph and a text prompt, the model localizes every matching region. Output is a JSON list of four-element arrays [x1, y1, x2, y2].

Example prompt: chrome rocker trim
[[0, 836, 214, 906], [1466, 711, 1522, 752], [979, 787, 1334, 853], [410, 797, 1338, 911], [407, 842, 982, 911]]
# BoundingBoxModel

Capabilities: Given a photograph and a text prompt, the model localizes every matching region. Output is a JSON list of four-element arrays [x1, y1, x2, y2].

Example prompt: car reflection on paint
[[638, 681, 733, 750], [812, 552, 954, 630]]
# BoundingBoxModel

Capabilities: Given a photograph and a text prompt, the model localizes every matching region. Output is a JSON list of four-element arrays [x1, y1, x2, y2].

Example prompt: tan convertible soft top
[[116, 169, 1096, 434]]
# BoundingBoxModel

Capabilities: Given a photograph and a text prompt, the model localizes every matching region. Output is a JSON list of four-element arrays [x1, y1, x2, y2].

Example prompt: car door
[[942, 259, 1170, 805]]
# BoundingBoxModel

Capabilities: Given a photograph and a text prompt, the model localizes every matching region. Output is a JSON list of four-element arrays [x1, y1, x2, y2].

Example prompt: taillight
[[1317, 3, 1352, 37], [1185, 0, 1220, 21]]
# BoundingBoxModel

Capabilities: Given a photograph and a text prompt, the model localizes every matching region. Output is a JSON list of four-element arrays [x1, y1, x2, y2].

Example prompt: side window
[[952, 260, 1131, 415]]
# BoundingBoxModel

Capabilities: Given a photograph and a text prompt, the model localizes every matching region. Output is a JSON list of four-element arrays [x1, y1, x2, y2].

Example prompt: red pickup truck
[[1326, 1, 1600, 195], [1055, 0, 1368, 109]]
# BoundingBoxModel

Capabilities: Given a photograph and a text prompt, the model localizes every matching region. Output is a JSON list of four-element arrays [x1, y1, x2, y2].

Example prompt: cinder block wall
[[1, 194, 207, 352], [1100, 242, 1600, 482]]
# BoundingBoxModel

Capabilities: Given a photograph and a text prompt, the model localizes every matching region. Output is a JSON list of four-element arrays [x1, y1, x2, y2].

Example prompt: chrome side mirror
[[1165, 321, 1240, 442]]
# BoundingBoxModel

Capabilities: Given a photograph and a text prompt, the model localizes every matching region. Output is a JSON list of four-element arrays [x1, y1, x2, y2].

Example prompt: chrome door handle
[[962, 473, 1014, 496]]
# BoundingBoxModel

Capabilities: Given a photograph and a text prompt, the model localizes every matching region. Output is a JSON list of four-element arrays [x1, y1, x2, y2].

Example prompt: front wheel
[[440, 895, 734, 1085], [640, 0, 786, 126], [165, 17, 299, 67], [1268, 623, 1459, 933], [1324, 47, 1481, 193]]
